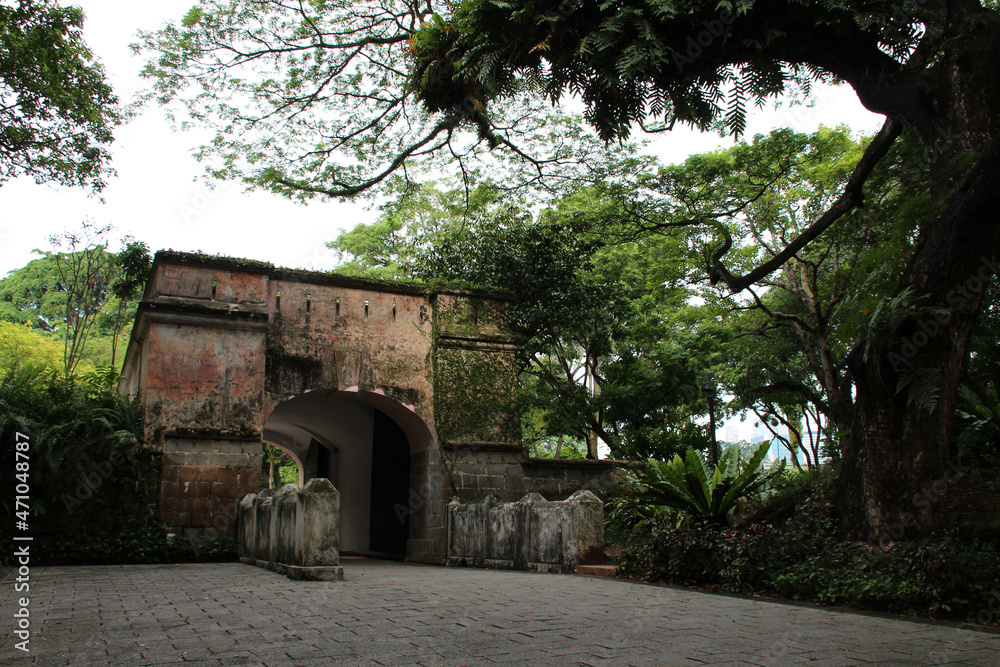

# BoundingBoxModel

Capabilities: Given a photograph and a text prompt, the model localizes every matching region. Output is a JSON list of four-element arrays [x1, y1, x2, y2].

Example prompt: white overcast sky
[[0, 0, 885, 278]]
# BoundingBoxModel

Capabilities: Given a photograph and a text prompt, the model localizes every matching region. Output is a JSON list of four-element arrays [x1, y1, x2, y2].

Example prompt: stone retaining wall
[[447, 490, 605, 573], [522, 458, 632, 500], [444, 444, 632, 504], [237, 478, 343, 580]]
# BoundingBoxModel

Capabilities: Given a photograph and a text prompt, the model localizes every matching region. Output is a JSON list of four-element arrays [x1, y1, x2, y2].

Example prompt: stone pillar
[[567, 489, 605, 566], [238, 479, 343, 581], [299, 478, 340, 567]]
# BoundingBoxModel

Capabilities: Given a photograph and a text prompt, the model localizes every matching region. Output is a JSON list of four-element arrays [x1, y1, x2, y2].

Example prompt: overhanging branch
[[710, 117, 902, 293]]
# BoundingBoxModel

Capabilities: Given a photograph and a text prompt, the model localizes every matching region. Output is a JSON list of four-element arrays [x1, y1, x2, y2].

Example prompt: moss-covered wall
[[123, 252, 529, 560], [432, 292, 521, 445]]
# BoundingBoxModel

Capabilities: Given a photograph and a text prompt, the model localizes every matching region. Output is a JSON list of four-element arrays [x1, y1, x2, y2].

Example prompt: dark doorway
[[304, 438, 334, 481], [368, 409, 410, 556]]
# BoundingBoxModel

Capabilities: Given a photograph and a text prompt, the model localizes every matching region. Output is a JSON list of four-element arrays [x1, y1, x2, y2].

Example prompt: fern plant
[[957, 368, 1000, 464], [614, 440, 783, 527]]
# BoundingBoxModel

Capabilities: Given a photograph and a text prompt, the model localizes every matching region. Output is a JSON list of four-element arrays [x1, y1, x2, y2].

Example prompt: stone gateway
[[121, 251, 619, 564]]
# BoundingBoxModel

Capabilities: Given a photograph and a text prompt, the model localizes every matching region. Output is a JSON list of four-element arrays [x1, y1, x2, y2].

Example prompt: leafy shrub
[[611, 440, 782, 527], [613, 466, 1000, 624], [616, 520, 726, 586], [41, 522, 237, 565], [0, 365, 236, 565], [0, 363, 153, 533]]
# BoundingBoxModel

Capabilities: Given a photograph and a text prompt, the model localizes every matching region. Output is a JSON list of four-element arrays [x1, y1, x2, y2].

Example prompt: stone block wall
[[238, 478, 343, 580], [522, 459, 632, 501], [159, 437, 261, 538], [405, 450, 447, 563], [447, 490, 605, 573], [443, 442, 527, 501]]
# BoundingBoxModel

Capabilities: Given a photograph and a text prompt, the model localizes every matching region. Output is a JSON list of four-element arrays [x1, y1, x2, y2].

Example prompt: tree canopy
[[0, 0, 119, 191], [135, 0, 630, 201], [0, 225, 151, 374], [141, 0, 1000, 540], [404, 0, 1000, 542]]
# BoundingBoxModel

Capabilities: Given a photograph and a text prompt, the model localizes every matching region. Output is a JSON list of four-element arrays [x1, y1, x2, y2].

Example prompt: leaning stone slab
[[300, 478, 340, 567], [446, 490, 605, 574], [237, 478, 343, 581]]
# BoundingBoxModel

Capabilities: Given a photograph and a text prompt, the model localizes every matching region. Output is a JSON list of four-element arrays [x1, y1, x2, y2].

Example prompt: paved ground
[[1, 559, 998, 666]]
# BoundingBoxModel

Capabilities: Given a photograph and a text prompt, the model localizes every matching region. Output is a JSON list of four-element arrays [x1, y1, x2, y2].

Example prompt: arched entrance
[[262, 389, 433, 558]]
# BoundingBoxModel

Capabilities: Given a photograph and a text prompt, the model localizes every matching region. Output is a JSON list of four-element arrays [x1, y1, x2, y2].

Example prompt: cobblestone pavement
[[1, 559, 998, 666]]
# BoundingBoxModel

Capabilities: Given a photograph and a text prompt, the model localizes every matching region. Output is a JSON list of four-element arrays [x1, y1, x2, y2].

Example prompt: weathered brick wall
[[121, 251, 525, 561], [406, 449, 447, 563], [262, 272, 435, 424], [143, 322, 267, 440], [159, 438, 261, 538], [442, 442, 527, 502], [521, 459, 631, 501]]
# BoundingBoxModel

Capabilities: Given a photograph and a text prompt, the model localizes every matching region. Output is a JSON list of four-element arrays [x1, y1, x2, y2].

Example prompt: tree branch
[[710, 117, 902, 293]]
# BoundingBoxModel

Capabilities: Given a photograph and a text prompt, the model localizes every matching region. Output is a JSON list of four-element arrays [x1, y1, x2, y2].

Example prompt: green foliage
[[136, 1, 622, 200], [262, 443, 300, 488], [613, 440, 781, 526], [400, 182, 728, 459], [279, 462, 299, 485], [411, 0, 921, 140], [41, 523, 237, 566], [47, 222, 120, 375], [956, 367, 1000, 467], [330, 179, 529, 279], [0, 226, 150, 374], [0, 321, 63, 372], [0, 360, 236, 565], [0, 364, 163, 563], [0, 250, 71, 328], [615, 469, 1000, 623], [102, 238, 152, 367], [0, 0, 119, 191], [960, 280, 1000, 465], [435, 344, 521, 444], [616, 520, 728, 586]]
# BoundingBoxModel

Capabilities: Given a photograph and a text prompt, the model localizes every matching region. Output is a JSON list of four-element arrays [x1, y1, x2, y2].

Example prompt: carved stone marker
[[238, 478, 344, 581], [447, 490, 605, 573]]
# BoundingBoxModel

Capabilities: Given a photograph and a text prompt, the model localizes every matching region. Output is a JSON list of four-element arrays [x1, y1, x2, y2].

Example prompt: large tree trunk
[[831, 1, 1000, 541], [836, 133, 1000, 541]]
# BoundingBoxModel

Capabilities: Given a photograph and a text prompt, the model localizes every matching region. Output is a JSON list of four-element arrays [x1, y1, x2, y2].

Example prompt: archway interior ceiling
[[263, 390, 433, 459], [263, 391, 375, 465], [262, 390, 414, 556]]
